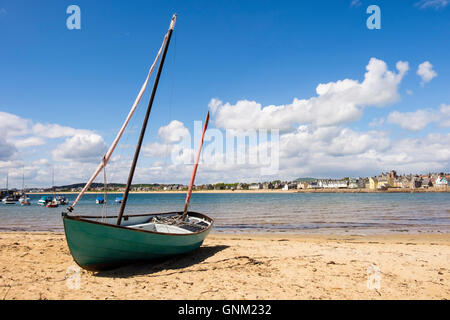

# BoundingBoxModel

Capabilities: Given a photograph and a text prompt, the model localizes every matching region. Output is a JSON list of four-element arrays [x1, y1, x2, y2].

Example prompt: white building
[[435, 176, 449, 187], [318, 179, 348, 189], [249, 183, 262, 190], [307, 181, 320, 189]]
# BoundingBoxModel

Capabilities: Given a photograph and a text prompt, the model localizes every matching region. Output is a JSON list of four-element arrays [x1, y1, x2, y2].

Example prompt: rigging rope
[[101, 160, 108, 221]]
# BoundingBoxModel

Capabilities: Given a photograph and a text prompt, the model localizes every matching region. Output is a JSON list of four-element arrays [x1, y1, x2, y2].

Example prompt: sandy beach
[[0, 232, 448, 300]]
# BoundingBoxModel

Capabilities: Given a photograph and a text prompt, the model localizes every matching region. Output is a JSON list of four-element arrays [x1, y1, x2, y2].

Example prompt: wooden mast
[[22, 166, 24, 193], [116, 14, 177, 225], [52, 167, 56, 202], [181, 111, 210, 221], [5, 172, 8, 196]]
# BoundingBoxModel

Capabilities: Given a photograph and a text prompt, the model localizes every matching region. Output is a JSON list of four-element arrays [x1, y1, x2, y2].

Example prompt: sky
[[0, 0, 449, 188]]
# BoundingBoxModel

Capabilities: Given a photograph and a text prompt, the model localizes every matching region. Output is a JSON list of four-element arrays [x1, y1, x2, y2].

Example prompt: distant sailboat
[[19, 194, 30, 206], [56, 195, 68, 205], [2, 173, 15, 205], [19, 167, 30, 206], [96, 196, 105, 204], [38, 196, 52, 205], [46, 201, 58, 208], [62, 14, 213, 271], [46, 168, 58, 208]]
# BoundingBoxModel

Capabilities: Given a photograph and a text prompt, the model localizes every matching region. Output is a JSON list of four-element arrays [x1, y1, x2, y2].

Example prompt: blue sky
[[0, 0, 449, 188]]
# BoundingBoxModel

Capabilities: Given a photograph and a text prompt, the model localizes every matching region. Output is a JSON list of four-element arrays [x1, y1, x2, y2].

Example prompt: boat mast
[[22, 166, 25, 194], [182, 111, 210, 221], [52, 167, 55, 199], [116, 14, 177, 225]]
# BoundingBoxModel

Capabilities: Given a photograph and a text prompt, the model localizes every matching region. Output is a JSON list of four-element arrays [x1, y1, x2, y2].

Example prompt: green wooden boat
[[63, 211, 213, 271], [62, 14, 214, 271]]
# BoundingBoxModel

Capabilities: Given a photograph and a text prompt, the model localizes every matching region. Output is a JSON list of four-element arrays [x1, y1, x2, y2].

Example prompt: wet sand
[[0, 232, 448, 300]]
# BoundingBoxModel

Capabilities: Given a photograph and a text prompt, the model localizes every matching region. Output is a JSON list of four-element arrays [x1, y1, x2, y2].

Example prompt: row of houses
[[244, 171, 450, 191], [246, 178, 367, 190], [369, 171, 450, 190]]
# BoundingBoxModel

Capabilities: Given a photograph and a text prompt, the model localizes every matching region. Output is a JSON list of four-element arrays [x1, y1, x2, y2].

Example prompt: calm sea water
[[0, 193, 449, 234]]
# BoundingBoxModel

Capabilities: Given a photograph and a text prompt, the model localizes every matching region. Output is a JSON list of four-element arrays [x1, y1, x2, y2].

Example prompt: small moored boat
[[2, 195, 16, 205], [46, 200, 59, 208], [46, 168, 59, 208], [38, 196, 53, 205], [2, 173, 16, 204], [19, 167, 31, 205], [56, 195, 68, 205], [38, 196, 53, 206], [19, 194, 31, 206]]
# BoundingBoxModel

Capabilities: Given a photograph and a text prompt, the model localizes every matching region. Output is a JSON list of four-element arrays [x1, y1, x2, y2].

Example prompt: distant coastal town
[[2, 170, 449, 198]]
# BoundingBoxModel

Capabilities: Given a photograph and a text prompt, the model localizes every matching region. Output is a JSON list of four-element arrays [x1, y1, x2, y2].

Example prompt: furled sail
[[69, 14, 177, 211]]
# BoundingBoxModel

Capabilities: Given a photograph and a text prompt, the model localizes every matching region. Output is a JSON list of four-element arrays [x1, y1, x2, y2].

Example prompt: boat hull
[[63, 212, 213, 271]]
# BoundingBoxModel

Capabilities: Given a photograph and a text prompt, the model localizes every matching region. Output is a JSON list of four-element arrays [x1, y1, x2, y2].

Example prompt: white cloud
[[279, 126, 390, 158], [0, 136, 17, 161], [157, 120, 190, 143], [381, 133, 450, 171], [52, 133, 107, 163], [350, 0, 362, 7], [439, 104, 450, 127], [0, 111, 31, 137], [212, 58, 409, 130], [388, 109, 438, 131], [208, 98, 222, 115], [388, 104, 450, 131], [0, 110, 106, 168], [369, 118, 385, 128], [142, 120, 198, 171], [272, 131, 450, 180], [417, 61, 437, 86], [32, 123, 94, 138], [166, 128, 449, 183], [142, 141, 174, 158], [32, 158, 50, 167], [415, 0, 449, 9], [13, 137, 46, 148]]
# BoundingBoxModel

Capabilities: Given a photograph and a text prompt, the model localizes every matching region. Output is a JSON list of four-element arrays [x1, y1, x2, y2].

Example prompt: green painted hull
[[63, 213, 213, 271]]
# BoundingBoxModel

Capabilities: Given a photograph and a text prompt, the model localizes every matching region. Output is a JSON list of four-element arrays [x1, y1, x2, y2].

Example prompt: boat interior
[[73, 212, 213, 234]]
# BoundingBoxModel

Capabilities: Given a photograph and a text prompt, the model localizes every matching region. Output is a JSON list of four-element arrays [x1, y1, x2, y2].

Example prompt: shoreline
[[1, 230, 449, 237], [1, 230, 449, 236], [1, 232, 448, 299], [28, 188, 450, 195]]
